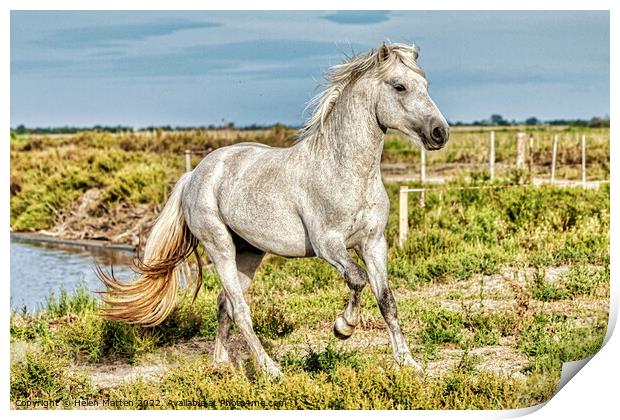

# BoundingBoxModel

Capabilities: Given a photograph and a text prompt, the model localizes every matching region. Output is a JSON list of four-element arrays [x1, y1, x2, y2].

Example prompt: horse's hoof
[[399, 354, 423, 372], [263, 361, 283, 380], [213, 345, 231, 364], [333, 314, 354, 340]]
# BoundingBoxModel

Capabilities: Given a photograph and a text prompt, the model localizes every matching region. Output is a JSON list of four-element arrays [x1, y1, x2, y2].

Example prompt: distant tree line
[[10, 116, 609, 135], [11, 124, 134, 135], [10, 122, 293, 135], [450, 114, 610, 128]]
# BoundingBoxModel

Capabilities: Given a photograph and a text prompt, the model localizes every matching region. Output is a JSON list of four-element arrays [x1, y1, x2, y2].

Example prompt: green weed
[[10, 351, 95, 408]]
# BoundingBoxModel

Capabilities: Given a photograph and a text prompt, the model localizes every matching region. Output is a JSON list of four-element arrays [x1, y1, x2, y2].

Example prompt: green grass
[[10, 126, 609, 232], [415, 306, 516, 349], [529, 265, 609, 302], [385, 182, 609, 288], [281, 343, 364, 378], [9, 127, 609, 409], [98, 357, 537, 409], [517, 313, 606, 375], [10, 351, 95, 407], [8, 342, 565, 409], [10, 181, 609, 407], [10, 235, 609, 409]]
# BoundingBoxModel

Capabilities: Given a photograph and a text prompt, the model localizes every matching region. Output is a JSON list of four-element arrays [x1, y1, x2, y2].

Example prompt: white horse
[[98, 42, 450, 378]]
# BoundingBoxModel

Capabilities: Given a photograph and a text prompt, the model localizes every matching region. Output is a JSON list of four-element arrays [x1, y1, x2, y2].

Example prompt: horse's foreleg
[[360, 235, 422, 370], [336, 263, 367, 339], [316, 237, 367, 339]]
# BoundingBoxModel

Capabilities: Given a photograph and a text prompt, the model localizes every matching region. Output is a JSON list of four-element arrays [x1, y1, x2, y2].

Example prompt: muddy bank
[[11, 232, 136, 252], [27, 188, 160, 247]]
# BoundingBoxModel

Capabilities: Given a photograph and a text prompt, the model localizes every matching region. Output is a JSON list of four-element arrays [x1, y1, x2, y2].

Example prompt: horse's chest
[[340, 191, 389, 244]]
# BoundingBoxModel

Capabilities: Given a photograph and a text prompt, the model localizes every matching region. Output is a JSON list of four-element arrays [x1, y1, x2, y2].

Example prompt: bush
[[10, 351, 95, 406], [281, 343, 364, 378], [418, 307, 464, 345]]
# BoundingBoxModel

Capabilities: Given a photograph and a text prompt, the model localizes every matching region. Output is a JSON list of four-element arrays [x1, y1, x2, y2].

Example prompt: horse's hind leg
[[197, 225, 281, 378], [214, 250, 264, 364]]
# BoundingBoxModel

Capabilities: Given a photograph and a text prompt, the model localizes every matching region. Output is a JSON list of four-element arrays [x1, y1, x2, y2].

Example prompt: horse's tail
[[97, 172, 202, 327]]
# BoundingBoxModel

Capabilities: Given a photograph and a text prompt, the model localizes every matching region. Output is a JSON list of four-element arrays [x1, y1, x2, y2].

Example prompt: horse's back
[[184, 141, 282, 209], [230, 142, 272, 149]]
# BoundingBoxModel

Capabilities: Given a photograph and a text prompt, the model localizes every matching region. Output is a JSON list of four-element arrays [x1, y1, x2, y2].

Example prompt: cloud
[[322, 11, 391, 25], [188, 39, 369, 62], [35, 20, 221, 48], [13, 39, 370, 79], [430, 62, 608, 89], [11, 59, 74, 73]]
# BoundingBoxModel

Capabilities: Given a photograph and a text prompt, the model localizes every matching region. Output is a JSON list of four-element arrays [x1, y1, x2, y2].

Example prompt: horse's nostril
[[432, 126, 444, 141]]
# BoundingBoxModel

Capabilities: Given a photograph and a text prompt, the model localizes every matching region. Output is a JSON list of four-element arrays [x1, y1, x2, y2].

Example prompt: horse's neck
[[307, 87, 385, 181]]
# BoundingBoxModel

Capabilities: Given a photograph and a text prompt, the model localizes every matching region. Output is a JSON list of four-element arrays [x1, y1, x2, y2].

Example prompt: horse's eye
[[393, 84, 406, 92]]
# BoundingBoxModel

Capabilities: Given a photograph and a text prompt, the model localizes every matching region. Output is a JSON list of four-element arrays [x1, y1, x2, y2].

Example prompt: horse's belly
[[226, 215, 313, 257], [221, 192, 313, 257]]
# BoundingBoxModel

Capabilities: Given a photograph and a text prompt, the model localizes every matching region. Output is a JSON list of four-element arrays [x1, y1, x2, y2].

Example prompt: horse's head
[[373, 43, 449, 150]]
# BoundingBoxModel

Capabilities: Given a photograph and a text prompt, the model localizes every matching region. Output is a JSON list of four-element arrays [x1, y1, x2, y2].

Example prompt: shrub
[[10, 351, 95, 406]]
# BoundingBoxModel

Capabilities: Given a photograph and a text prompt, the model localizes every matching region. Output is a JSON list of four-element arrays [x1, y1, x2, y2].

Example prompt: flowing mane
[[297, 43, 426, 142]]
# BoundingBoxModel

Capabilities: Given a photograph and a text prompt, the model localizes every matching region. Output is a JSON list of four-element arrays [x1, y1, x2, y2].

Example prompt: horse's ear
[[377, 43, 390, 63], [412, 43, 419, 60]]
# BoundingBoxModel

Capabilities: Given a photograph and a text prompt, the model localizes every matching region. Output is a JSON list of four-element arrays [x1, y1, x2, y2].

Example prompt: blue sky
[[10, 10, 609, 128]]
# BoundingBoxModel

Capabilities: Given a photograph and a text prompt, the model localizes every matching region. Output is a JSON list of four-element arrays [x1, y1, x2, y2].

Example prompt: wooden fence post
[[516, 132, 526, 169], [419, 148, 426, 207], [550, 135, 558, 184], [527, 133, 534, 178], [581, 134, 587, 189], [489, 130, 495, 180], [398, 186, 409, 248], [420, 147, 426, 183], [184, 150, 192, 172]]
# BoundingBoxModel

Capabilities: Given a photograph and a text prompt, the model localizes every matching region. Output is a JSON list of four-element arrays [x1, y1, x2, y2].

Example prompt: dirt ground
[[50, 265, 606, 391]]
